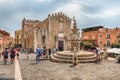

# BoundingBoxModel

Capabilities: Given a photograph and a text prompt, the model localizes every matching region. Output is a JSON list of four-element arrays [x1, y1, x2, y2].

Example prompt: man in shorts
[[2, 48, 9, 65], [10, 48, 15, 64]]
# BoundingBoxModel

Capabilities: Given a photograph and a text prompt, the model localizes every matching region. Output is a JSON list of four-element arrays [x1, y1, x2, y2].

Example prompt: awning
[[106, 48, 120, 54]]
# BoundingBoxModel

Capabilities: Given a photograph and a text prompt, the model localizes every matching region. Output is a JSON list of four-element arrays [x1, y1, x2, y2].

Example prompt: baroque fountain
[[50, 17, 96, 64]]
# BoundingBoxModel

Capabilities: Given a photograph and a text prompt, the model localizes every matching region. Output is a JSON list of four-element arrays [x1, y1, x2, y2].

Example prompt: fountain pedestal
[[73, 47, 78, 66]]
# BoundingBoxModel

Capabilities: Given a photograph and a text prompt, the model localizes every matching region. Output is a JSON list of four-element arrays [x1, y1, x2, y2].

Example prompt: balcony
[[106, 37, 110, 39]]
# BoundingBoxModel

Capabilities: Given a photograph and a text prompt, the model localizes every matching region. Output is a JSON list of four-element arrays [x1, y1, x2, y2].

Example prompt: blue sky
[[0, 0, 120, 36]]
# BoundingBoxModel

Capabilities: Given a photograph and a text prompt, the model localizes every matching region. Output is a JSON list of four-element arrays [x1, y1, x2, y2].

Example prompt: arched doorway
[[58, 41, 64, 51]]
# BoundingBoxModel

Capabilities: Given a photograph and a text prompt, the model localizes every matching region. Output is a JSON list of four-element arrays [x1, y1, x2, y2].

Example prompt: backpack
[[3, 51, 8, 57]]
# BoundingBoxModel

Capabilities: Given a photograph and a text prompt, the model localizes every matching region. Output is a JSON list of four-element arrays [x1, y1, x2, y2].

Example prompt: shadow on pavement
[[71, 77, 83, 80], [0, 78, 14, 80], [0, 62, 13, 65], [29, 63, 37, 65]]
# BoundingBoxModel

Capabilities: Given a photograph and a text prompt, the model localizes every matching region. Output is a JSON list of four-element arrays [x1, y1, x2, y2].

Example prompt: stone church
[[22, 12, 77, 52]]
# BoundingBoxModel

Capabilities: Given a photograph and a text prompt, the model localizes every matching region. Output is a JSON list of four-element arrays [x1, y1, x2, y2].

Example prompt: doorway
[[58, 41, 64, 51]]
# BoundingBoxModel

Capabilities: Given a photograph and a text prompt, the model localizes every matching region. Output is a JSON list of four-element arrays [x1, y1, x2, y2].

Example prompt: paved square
[[0, 58, 15, 80], [19, 54, 120, 80], [0, 53, 120, 80]]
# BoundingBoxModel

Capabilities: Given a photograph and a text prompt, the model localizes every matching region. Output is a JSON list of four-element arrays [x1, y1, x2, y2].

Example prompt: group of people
[[35, 47, 57, 64], [0, 48, 19, 65]]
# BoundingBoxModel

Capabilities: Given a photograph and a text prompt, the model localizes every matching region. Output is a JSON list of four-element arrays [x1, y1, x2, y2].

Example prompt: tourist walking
[[25, 48, 29, 60], [15, 49, 19, 59], [116, 55, 120, 63], [0, 49, 2, 59], [2, 48, 9, 65], [21, 48, 24, 53], [48, 48, 51, 59], [10, 48, 15, 64], [52, 47, 57, 54], [36, 48, 42, 64], [43, 47, 47, 59], [95, 47, 103, 63]]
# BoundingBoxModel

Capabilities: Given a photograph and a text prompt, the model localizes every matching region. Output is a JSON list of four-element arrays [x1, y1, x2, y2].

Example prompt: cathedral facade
[[22, 12, 73, 52]]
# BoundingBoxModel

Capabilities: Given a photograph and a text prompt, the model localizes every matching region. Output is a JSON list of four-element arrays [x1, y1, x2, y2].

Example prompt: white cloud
[[53, 2, 83, 20], [0, 0, 8, 5], [53, 0, 97, 21], [0, 0, 15, 5], [85, 8, 120, 18], [36, 0, 55, 3]]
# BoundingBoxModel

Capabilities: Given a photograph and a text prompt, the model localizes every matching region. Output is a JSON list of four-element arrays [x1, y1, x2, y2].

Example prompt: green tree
[[111, 42, 120, 48], [81, 41, 92, 50]]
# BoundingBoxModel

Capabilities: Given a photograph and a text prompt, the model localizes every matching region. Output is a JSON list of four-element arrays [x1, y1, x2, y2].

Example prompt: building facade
[[15, 29, 22, 48], [22, 12, 73, 51], [0, 30, 12, 50], [82, 26, 120, 48]]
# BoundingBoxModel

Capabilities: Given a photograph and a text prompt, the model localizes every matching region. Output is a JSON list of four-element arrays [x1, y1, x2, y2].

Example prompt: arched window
[[17, 35, 19, 44], [42, 35, 46, 43]]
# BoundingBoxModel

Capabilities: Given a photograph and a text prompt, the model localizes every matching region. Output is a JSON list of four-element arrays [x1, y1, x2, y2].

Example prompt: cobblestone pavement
[[0, 57, 15, 80], [19, 53, 120, 80]]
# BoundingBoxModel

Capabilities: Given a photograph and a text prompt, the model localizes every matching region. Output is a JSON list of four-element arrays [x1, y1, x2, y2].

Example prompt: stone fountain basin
[[57, 51, 95, 57], [50, 51, 97, 63]]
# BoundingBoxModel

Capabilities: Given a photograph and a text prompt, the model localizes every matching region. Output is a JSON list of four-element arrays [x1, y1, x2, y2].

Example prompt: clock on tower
[[58, 16, 64, 22]]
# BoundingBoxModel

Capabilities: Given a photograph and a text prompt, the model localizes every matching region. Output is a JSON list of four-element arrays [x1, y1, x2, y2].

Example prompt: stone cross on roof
[[73, 16, 77, 28], [73, 16, 76, 24]]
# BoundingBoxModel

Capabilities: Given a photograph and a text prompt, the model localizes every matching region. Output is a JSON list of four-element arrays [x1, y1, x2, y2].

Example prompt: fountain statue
[[70, 17, 81, 66], [71, 16, 80, 52]]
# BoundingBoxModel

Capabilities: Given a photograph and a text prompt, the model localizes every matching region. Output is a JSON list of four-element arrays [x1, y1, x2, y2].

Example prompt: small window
[[99, 34, 102, 38], [118, 33, 120, 36], [100, 41, 102, 44], [107, 34, 110, 39], [117, 33, 120, 38], [107, 40, 110, 46]]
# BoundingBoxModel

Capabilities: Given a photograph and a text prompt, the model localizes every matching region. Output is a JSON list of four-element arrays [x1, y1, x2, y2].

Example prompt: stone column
[[64, 40, 65, 51], [56, 40, 58, 49], [65, 41, 67, 51], [34, 29, 37, 52], [78, 41, 81, 51], [73, 47, 78, 66]]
